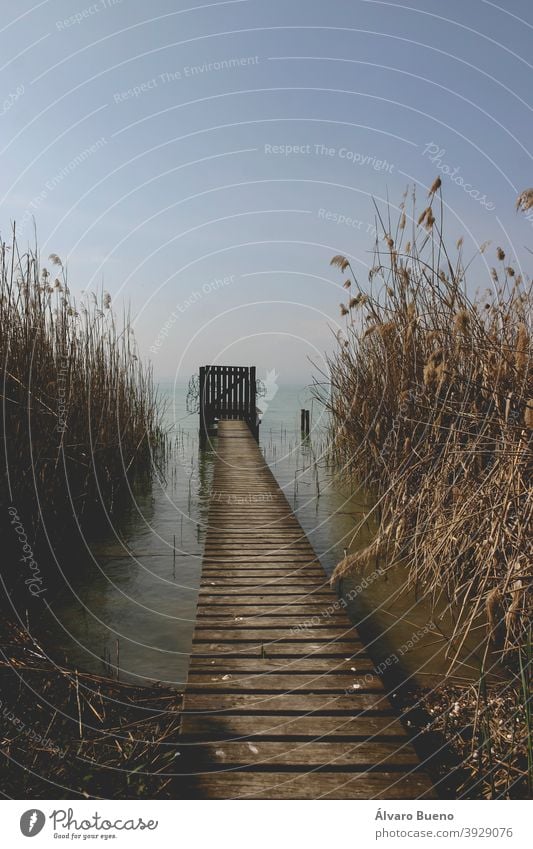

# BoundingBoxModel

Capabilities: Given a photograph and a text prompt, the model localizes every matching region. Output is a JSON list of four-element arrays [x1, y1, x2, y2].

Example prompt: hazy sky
[[1, 0, 532, 383]]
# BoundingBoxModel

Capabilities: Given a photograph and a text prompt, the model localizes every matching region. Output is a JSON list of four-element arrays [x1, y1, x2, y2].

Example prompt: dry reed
[[317, 186, 532, 662], [0, 621, 181, 798], [0, 228, 163, 548], [317, 186, 532, 797]]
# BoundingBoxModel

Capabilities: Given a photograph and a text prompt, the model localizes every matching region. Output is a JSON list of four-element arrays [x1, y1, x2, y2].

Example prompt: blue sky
[[1, 0, 532, 382]]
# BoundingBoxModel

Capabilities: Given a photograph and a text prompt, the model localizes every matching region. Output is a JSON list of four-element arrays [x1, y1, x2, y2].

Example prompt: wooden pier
[[199, 364, 258, 442], [180, 420, 434, 799]]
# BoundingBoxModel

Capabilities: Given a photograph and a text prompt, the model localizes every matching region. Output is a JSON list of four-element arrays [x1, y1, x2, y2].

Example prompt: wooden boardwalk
[[179, 420, 434, 799]]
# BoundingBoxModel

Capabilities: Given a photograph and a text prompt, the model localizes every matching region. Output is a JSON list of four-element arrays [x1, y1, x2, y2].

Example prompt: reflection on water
[[260, 388, 487, 686], [40, 382, 480, 689], [40, 390, 214, 687]]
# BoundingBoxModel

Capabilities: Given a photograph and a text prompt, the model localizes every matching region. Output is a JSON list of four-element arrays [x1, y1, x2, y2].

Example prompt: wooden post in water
[[199, 365, 207, 444], [250, 365, 258, 442], [301, 408, 310, 437]]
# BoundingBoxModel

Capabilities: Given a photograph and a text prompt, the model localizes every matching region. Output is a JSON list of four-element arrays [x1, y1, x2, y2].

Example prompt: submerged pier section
[[180, 420, 434, 799]]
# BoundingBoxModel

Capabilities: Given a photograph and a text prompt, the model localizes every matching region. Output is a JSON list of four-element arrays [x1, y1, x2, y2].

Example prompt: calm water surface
[[41, 381, 480, 688]]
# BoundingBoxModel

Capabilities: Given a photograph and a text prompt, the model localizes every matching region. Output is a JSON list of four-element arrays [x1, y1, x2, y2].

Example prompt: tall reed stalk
[[0, 229, 163, 548], [317, 184, 532, 662]]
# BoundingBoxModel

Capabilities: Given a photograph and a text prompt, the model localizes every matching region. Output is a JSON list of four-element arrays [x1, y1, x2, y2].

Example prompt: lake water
[[40, 380, 483, 689]]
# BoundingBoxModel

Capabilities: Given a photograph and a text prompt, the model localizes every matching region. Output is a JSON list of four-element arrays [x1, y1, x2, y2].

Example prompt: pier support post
[[199, 366, 207, 445]]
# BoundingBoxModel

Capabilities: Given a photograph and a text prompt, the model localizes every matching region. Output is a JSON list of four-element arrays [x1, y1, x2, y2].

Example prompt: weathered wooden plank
[[204, 524, 299, 533], [202, 566, 322, 587], [202, 537, 310, 543], [202, 552, 319, 560], [197, 588, 332, 597], [207, 502, 295, 508], [201, 563, 323, 571], [176, 740, 418, 768], [198, 583, 326, 591], [194, 617, 346, 628], [190, 642, 370, 657], [192, 628, 360, 642], [200, 573, 326, 582], [185, 672, 383, 691], [187, 657, 376, 673], [196, 596, 334, 606], [196, 606, 344, 617], [177, 771, 435, 800], [207, 507, 297, 513], [203, 546, 314, 552], [199, 579, 327, 587], [203, 558, 318, 565], [180, 713, 408, 740], [201, 565, 322, 573], [182, 692, 389, 712], [201, 529, 306, 534]]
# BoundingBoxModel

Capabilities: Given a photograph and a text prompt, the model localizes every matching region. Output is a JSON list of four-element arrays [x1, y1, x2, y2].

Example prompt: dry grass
[[317, 185, 532, 662], [0, 229, 163, 545], [0, 621, 181, 798], [417, 641, 532, 799]]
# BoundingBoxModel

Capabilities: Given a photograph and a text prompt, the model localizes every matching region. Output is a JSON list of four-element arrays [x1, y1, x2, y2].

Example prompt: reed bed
[[319, 184, 532, 660], [0, 229, 164, 552], [416, 634, 532, 799], [316, 185, 532, 795], [0, 621, 182, 798]]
